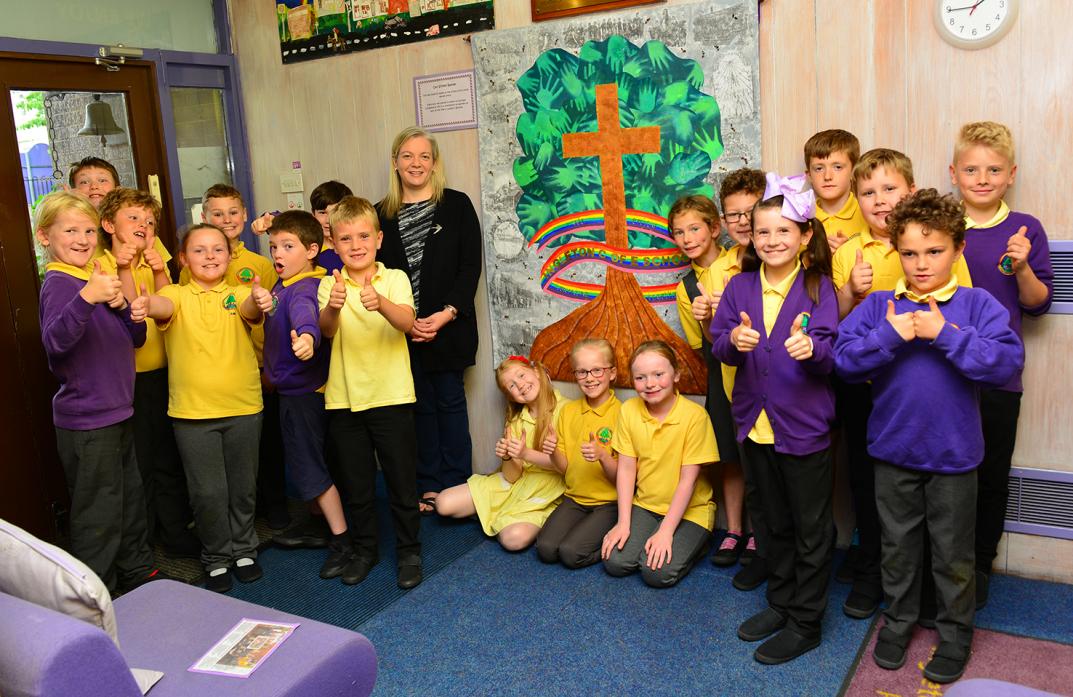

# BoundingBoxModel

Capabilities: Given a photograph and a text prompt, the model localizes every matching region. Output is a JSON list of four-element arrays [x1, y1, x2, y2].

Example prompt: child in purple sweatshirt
[[950, 122, 1054, 607], [835, 189, 1023, 684], [711, 174, 838, 667], [35, 191, 158, 593], [264, 211, 352, 580]]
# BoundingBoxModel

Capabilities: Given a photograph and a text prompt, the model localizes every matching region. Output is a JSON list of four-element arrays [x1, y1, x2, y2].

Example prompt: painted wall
[[229, 0, 1073, 582]]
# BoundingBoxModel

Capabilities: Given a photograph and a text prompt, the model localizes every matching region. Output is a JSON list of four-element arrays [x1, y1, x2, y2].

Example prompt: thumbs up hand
[[505, 427, 526, 459], [731, 310, 760, 352], [291, 329, 315, 360], [580, 431, 607, 463], [886, 299, 916, 342], [828, 231, 849, 254], [328, 269, 347, 309], [358, 271, 380, 312], [849, 249, 873, 297], [114, 242, 138, 269], [1003, 225, 1031, 272], [784, 312, 813, 360], [142, 246, 165, 273], [495, 423, 512, 461], [81, 260, 123, 305], [912, 296, 947, 340], [540, 425, 558, 455], [250, 275, 274, 313], [691, 280, 714, 322], [130, 284, 150, 323]]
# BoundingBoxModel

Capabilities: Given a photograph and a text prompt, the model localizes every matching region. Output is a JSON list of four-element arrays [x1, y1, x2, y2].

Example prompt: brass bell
[[77, 94, 124, 148]]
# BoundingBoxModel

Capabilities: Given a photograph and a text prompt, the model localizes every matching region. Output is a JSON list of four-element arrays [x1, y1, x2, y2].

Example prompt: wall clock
[[934, 0, 1019, 49]]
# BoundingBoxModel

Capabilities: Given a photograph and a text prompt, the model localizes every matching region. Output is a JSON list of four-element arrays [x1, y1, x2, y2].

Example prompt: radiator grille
[[1005, 467, 1073, 540], [1050, 242, 1073, 313]]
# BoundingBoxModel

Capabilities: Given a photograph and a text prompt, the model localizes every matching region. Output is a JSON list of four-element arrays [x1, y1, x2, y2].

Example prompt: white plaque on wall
[[413, 69, 478, 132]]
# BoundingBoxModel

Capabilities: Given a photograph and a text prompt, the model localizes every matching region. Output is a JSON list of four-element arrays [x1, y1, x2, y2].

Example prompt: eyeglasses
[[722, 210, 752, 224], [573, 366, 611, 379]]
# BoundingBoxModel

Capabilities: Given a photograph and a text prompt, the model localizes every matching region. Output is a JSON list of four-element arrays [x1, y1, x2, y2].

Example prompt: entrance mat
[[843, 623, 1073, 696]]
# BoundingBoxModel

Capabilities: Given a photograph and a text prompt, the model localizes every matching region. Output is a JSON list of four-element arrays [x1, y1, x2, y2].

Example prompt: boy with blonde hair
[[318, 196, 422, 589], [951, 121, 1053, 607], [804, 129, 868, 253]]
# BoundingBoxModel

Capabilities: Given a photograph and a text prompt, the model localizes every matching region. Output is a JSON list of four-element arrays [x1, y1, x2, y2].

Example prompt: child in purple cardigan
[[711, 173, 838, 666], [263, 211, 352, 581], [35, 191, 159, 593], [835, 189, 1023, 684]]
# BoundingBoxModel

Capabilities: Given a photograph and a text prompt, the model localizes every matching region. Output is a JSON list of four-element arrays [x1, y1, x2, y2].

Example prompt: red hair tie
[[507, 354, 531, 366]]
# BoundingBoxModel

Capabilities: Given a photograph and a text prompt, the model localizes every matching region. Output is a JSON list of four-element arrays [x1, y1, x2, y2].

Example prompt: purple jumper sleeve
[[119, 306, 147, 348], [292, 291, 323, 348], [40, 283, 95, 357], [930, 294, 1024, 388], [1022, 218, 1054, 316], [834, 293, 907, 383]]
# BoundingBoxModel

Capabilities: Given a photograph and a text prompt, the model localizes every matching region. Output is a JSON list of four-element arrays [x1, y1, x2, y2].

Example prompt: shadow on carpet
[[359, 543, 873, 697], [844, 624, 1073, 696], [225, 493, 485, 629]]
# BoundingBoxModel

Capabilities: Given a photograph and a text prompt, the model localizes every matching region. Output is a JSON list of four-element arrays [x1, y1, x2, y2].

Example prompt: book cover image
[[189, 619, 299, 678]]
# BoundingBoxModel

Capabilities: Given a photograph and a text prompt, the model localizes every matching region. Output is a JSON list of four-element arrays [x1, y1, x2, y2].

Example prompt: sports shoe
[[733, 556, 768, 591], [711, 532, 744, 567]]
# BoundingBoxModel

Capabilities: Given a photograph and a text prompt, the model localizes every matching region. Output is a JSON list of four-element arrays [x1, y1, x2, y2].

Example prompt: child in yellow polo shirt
[[601, 340, 718, 588], [131, 223, 271, 593], [317, 196, 423, 590], [180, 184, 287, 528], [436, 355, 566, 552], [96, 188, 198, 556], [804, 129, 868, 253], [535, 339, 621, 569]]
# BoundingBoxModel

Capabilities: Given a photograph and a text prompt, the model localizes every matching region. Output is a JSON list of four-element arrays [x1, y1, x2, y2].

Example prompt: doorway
[[0, 52, 174, 541]]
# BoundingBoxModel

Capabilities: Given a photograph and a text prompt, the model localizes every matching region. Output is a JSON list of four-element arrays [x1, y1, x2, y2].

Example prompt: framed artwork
[[531, 0, 663, 22]]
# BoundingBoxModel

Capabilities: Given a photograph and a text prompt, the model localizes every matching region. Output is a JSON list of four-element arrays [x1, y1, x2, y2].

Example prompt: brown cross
[[562, 82, 660, 249]]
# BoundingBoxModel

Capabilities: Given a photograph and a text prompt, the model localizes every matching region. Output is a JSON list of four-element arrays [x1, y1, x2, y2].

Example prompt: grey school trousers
[[173, 413, 262, 572], [56, 419, 154, 592], [875, 461, 976, 657], [603, 504, 710, 587]]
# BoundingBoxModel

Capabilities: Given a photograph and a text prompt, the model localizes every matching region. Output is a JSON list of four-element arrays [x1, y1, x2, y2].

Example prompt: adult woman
[[377, 127, 482, 514]]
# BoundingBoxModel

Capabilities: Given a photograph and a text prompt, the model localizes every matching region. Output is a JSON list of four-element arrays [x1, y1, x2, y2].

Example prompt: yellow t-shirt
[[179, 242, 276, 365], [816, 192, 869, 241], [964, 200, 1010, 229], [748, 262, 802, 444], [554, 393, 621, 507], [893, 274, 961, 304], [156, 282, 262, 419], [317, 262, 415, 412], [95, 240, 173, 373], [611, 394, 718, 530], [832, 229, 974, 293]]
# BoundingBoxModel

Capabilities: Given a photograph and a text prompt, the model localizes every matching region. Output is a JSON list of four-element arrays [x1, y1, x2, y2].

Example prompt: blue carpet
[[974, 573, 1073, 645], [360, 537, 874, 697], [226, 497, 485, 629]]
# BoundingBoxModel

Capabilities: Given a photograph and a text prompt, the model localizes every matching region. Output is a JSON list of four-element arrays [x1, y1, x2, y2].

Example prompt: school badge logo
[[237, 267, 255, 284], [223, 293, 238, 311], [596, 427, 612, 446]]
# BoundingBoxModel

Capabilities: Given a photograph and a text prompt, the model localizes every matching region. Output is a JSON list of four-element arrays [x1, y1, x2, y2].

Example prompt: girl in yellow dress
[[435, 355, 566, 551]]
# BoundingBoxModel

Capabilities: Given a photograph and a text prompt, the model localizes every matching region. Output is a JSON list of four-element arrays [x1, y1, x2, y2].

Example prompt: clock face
[[935, 0, 1019, 49]]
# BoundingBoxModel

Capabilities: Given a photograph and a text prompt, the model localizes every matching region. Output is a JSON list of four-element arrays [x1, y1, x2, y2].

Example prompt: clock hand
[[945, 3, 979, 11], [969, 0, 985, 16]]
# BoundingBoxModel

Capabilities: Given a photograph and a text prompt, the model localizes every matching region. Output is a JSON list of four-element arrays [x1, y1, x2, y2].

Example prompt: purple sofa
[[0, 580, 377, 697]]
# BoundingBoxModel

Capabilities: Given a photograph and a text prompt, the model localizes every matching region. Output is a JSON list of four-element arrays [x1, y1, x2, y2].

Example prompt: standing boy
[[318, 196, 422, 589], [804, 129, 868, 253], [831, 149, 974, 621], [835, 189, 1023, 683], [950, 122, 1053, 606], [263, 210, 354, 580], [98, 188, 198, 557]]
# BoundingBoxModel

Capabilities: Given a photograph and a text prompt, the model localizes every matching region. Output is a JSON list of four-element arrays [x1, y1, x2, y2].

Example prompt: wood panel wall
[[229, 0, 1073, 577]]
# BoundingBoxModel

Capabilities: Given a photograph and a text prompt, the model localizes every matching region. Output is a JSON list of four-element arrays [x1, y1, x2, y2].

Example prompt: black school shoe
[[341, 554, 379, 585], [397, 555, 423, 589], [923, 642, 969, 684], [872, 627, 909, 670], [320, 536, 354, 579], [233, 559, 263, 583], [754, 628, 821, 665], [205, 568, 233, 593], [711, 532, 744, 567], [737, 607, 787, 642], [273, 516, 331, 549], [843, 580, 883, 619], [733, 556, 769, 591]]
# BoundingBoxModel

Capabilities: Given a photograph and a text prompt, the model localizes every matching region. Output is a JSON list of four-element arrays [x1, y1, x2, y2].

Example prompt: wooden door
[[0, 53, 174, 541]]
